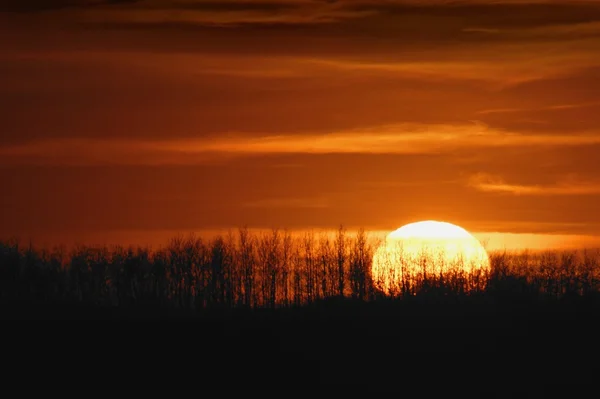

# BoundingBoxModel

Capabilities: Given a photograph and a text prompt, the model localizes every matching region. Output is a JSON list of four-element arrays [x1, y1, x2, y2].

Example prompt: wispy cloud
[[175, 125, 600, 155], [1, 0, 137, 12], [296, 45, 600, 86], [67, 0, 375, 27], [469, 173, 600, 195], [9, 49, 596, 86], [3, 124, 600, 165], [475, 101, 600, 115]]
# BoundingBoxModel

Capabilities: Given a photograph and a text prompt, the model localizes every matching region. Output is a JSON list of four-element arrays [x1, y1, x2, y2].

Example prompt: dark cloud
[[0, 0, 138, 13], [346, 2, 600, 28], [62, 1, 600, 44], [476, 67, 600, 133], [167, 1, 304, 12]]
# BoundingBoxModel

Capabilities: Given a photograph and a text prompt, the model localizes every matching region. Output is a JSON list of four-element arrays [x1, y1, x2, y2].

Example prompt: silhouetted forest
[[2, 227, 599, 393], [2, 226, 600, 311]]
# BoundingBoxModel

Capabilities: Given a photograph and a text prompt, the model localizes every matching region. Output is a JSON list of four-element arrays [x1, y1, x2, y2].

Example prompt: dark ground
[[2, 295, 599, 396]]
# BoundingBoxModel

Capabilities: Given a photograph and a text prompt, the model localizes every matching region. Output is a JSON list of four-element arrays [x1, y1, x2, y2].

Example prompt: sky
[[2, 0, 600, 250]]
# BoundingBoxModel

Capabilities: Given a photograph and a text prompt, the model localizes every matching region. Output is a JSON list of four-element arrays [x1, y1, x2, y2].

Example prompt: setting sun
[[372, 221, 491, 295]]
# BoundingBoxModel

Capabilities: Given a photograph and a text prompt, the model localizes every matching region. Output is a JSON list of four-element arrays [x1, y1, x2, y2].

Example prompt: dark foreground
[[2, 295, 599, 396]]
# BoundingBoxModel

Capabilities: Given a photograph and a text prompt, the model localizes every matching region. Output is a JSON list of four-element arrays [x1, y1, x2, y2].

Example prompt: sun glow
[[372, 220, 491, 295]]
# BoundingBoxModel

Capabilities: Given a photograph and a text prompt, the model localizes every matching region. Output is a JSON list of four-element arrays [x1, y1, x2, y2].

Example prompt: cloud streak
[[1, 0, 139, 12], [469, 173, 600, 195], [2, 124, 600, 165], [475, 101, 600, 115]]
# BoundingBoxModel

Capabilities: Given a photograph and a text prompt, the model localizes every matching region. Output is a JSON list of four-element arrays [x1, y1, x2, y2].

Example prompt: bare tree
[[280, 230, 293, 307], [238, 227, 256, 308], [350, 228, 371, 300], [335, 225, 347, 298], [303, 231, 316, 303], [318, 233, 332, 299]]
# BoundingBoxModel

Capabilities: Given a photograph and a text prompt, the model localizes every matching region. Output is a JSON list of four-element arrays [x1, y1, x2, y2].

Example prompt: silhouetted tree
[[350, 228, 371, 300], [303, 232, 316, 303], [335, 225, 347, 298], [238, 227, 256, 308]]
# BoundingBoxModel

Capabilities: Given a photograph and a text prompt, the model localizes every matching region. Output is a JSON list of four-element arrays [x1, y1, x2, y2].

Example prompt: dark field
[[3, 296, 598, 396]]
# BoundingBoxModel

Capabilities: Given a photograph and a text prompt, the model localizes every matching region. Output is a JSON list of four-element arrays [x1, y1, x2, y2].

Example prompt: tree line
[[1, 226, 599, 309], [0, 227, 372, 309]]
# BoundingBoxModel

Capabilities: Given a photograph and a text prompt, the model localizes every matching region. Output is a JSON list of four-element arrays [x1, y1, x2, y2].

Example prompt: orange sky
[[2, 0, 600, 250]]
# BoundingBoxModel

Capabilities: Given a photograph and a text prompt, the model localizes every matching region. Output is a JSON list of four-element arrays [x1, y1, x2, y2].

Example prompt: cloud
[[67, 0, 374, 27], [199, 126, 600, 154], [296, 46, 600, 86], [2, 124, 600, 165], [1, 0, 138, 12], [475, 101, 600, 115], [10, 0, 600, 33], [2, 46, 599, 146], [9, 48, 595, 86], [469, 173, 600, 195]]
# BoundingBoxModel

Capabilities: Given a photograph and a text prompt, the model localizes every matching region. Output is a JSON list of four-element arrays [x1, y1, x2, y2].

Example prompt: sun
[[372, 220, 491, 295]]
